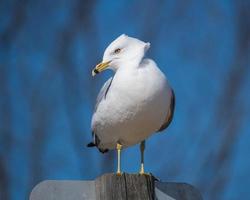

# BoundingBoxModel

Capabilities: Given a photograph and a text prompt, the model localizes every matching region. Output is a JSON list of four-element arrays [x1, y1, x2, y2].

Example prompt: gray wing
[[94, 77, 113, 112], [157, 88, 175, 132], [88, 77, 113, 153]]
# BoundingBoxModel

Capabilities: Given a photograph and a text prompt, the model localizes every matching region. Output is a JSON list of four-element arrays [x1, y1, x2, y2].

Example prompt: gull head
[[92, 34, 150, 76]]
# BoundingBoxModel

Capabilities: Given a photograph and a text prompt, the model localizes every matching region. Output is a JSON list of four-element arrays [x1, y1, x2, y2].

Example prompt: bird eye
[[114, 48, 121, 54]]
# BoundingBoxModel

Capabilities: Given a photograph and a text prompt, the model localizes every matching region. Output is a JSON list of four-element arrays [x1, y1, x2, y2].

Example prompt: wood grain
[[95, 173, 155, 200]]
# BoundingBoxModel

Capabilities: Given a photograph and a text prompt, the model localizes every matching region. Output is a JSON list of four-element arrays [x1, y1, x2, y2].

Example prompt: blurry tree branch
[[0, 67, 11, 200], [0, 0, 28, 48], [0, 160, 8, 199], [54, 0, 116, 175], [0, 1, 28, 198], [199, 1, 250, 199]]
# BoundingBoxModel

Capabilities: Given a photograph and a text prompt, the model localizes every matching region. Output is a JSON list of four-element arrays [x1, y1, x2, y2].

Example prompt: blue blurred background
[[0, 0, 250, 199]]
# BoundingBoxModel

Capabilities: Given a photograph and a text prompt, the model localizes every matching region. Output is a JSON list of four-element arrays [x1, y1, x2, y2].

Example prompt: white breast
[[91, 59, 172, 149]]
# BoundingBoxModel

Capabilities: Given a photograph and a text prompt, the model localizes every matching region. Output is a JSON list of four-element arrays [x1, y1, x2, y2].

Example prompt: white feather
[[91, 35, 172, 149]]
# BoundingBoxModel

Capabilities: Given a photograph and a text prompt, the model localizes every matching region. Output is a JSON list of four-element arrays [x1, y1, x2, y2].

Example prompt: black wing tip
[[87, 143, 109, 153], [87, 142, 96, 147], [88, 132, 108, 153]]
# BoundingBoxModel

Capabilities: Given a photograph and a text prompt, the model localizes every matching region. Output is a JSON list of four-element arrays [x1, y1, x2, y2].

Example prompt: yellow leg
[[116, 143, 122, 175], [139, 140, 145, 175]]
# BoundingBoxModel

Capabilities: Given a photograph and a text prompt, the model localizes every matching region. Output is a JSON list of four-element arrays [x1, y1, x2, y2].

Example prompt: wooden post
[[30, 173, 203, 200], [95, 173, 155, 200]]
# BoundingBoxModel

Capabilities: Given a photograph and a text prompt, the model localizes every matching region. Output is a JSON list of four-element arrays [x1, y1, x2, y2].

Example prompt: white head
[[92, 34, 150, 76]]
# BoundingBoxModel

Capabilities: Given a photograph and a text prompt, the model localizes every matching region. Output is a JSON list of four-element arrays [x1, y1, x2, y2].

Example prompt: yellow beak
[[92, 61, 111, 76]]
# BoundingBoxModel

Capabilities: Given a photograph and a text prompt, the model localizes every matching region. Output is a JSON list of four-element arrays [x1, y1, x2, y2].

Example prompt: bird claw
[[116, 172, 122, 176], [139, 172, 151, 176]]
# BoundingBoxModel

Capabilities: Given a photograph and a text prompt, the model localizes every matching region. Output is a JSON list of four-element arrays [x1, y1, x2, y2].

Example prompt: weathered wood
[[95, 173, 155, 200], [30, 173, 203, 200]]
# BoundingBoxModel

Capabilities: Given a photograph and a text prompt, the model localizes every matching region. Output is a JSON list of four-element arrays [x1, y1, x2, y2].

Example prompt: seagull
[[88, 34, 175, 175]]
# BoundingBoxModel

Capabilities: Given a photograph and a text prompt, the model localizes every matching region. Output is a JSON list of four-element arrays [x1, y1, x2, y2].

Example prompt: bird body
[[89, 34, 175, 175], [91, 58, 172, 150]]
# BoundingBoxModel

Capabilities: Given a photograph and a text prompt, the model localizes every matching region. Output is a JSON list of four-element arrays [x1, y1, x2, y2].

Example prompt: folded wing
[[157, 88, 175, 132]]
